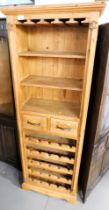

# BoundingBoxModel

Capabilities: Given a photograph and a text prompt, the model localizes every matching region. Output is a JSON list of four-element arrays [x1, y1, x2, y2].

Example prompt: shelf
[[18, 51, 86, 59], [22, 98, 80, 120], [21, 75, 83, 91]]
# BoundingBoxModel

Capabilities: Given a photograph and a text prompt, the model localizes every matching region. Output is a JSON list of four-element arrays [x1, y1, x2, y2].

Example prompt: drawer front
[[23, 115, 47, 131], [50, 118, 78, 137]]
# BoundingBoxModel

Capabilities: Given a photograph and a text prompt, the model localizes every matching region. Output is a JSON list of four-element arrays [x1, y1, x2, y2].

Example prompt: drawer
[[50, 118, 79, 138], [23, 115, 47, 131]]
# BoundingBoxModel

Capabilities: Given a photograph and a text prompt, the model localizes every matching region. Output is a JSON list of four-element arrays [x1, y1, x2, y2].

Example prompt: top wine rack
[[15, 17, 88, 25]]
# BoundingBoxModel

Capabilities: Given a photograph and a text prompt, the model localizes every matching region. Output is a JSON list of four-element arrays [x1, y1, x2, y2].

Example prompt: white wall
[[0, 0, 31, 5], [99, 2, 109, 24]]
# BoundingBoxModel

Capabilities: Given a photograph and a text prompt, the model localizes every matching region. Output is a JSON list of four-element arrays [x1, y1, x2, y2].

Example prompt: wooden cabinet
[[80, 23, 109, 201], [0, 19, 20, 169], [1, 2, 104, 204], [0, 115, 20, 167]]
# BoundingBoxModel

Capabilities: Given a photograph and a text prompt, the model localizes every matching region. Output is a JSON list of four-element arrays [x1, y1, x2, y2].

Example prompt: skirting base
[[22, 182, 76, 204]]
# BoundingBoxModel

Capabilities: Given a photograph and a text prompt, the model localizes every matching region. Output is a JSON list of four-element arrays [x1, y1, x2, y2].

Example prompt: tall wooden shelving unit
[[1, 2, 104, 203]]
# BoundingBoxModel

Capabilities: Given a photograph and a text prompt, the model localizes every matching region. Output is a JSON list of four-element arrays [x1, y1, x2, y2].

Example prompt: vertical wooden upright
[[1, 2, 104, 204]]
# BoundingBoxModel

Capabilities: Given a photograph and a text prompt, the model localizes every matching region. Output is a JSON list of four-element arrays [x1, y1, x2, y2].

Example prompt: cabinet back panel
[[29, 25, 88, 53], [16, 25, 88, 53], [21, 86, 82, 104], [16, 26, 29, 52], [19, 57, 85, 80]]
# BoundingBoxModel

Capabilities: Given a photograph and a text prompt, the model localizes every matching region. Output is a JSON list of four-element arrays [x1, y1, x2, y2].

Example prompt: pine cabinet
[[1, 2, 104, 204]]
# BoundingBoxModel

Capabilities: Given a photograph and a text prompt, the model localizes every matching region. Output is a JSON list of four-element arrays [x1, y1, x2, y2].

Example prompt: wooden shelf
[[22, 98, 80, 120], [21, 75, 83, 91], [18, 51, 86, 59]]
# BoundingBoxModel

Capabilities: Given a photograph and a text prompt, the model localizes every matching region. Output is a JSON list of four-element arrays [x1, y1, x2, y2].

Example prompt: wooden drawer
[[23, 115, 47, 131], [50, 118, 78, 138]]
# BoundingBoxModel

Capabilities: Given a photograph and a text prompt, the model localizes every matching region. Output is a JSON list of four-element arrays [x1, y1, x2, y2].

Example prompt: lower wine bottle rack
[[27, 159, 73, 175], [22, 132, 77, 203], [28, 168, 72, 185], [28, 177, 71, 193], [25, 134, 76, 153]]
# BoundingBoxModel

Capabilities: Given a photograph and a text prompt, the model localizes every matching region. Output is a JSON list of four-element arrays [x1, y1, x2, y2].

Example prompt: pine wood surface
[[22, 98, 80, 120], [18, 51, 86, 59], [26, 149, 75, 165], [21, 75, 83, 91], [27, 159, 73, 175], [0, 2, 104, 15], [26, 136, 76, 153]]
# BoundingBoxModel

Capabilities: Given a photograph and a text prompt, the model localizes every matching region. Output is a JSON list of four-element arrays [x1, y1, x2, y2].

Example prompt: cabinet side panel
[[6, 17, 27, 179], [72, 21, 99, 192]]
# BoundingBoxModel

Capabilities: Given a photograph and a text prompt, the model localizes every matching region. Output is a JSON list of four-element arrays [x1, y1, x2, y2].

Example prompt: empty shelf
[[18, 51, 86, 59], [21, 75, 83, 91], [22, 98, 80, 120]]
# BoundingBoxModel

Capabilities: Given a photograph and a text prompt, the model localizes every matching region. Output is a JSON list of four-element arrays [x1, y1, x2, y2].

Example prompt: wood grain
[[22, 98, 80, 120], [21, 75, 83, 91], [18, 50, 86, 59]]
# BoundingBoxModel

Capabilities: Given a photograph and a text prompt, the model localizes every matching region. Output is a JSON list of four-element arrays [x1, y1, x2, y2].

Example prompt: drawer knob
[[56, 124, 72, 131], [27, 121, 40, 126]]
